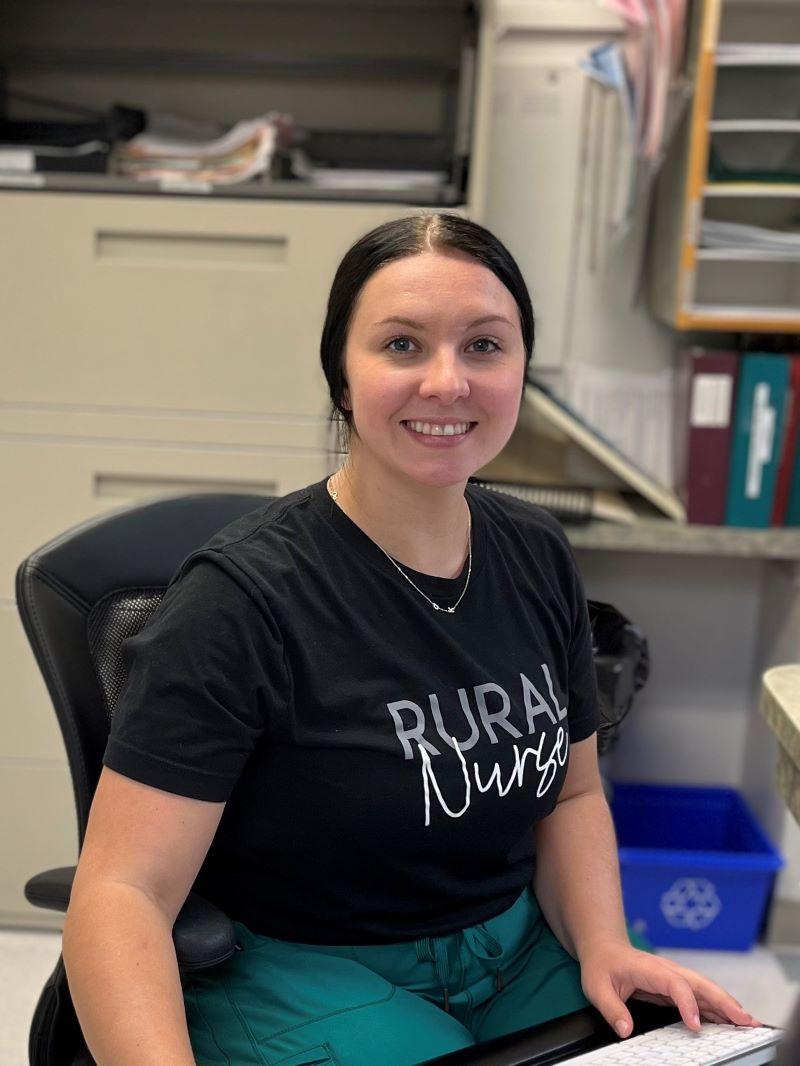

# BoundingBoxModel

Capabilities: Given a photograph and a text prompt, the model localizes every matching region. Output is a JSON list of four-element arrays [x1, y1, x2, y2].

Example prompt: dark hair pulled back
[[319, 212, 534, 449]]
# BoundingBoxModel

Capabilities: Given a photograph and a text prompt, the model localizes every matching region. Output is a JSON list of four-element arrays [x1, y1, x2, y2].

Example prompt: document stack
[[113, 112, 289, 188], [476, 378, 686, 527]]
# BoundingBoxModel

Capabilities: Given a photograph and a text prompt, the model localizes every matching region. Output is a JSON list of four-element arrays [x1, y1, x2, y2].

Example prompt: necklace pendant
[[446, 607, 456, 614]]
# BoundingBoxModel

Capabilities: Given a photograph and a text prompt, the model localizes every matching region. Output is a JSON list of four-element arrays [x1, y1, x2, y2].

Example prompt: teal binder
[[724, 354, 791, 528]]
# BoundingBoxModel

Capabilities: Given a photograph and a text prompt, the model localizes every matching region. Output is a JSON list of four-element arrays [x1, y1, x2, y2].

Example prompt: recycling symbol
[[660, 877, 721, 931]]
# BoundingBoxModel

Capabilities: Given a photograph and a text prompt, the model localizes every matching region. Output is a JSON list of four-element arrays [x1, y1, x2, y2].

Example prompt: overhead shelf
[[1, 47, 459, 79], [716, 43, 800, 67], [0, 170, 463, 204], [0, 0, 477, 204], [677, 306, 800, 332], [696, 247, 800, 261], [12, 0, 467, 6], [709, 119, 800, 132], [704, 182, 800, 197]]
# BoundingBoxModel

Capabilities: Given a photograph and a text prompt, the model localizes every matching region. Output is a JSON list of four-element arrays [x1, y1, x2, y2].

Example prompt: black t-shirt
[[103, 477, 599, 944]]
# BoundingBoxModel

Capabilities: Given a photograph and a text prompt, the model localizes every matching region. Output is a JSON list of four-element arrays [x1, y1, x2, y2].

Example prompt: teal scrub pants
[[182, 886, 597, 1066]]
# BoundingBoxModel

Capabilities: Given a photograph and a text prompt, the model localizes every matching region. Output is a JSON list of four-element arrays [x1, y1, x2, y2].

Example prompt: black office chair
[[16, 493, 671, 1066]]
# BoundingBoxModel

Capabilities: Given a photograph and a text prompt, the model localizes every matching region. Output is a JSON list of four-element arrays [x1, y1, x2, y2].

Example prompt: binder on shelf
[[724, 354, 791, 529], [786, 452, 800, 528], [476, 378, 686, 523], [776, 356, 800, 527], [674, 347, 740, 526]]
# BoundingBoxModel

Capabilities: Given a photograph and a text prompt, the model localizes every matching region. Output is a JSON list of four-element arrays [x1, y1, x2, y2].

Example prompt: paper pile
[[289, 148, 448, 191], [114, 113, 283, 186], [701, 219, 800, 256], [716, 44, 800, 67]]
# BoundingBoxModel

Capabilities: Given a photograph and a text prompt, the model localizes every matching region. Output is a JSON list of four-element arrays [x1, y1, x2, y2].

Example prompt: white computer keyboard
[[563, 1021, 782, 1065]]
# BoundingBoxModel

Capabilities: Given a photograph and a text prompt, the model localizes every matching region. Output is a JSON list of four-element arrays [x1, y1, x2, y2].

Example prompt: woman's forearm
[[62, 880, 196, 1066], [532, 788, 630, 962]]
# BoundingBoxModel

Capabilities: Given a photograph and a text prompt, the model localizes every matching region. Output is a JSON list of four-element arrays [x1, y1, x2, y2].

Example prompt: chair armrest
[[173, 890, 239, 972], [24, 867, 237, 972], [25, 866, 75, 912]]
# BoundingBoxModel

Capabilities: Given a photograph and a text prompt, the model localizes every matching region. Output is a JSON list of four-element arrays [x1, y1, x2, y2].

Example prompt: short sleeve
[[102, 551, 289, 802]]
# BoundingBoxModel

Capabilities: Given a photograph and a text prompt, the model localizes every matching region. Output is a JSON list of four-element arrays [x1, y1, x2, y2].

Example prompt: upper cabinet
[[1, 0, 490, 212]]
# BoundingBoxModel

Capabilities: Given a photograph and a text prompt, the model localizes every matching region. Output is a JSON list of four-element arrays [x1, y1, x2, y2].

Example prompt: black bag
[[587, 600, 650, 756]]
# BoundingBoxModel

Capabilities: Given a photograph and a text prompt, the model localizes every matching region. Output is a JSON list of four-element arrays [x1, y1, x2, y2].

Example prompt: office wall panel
[[0, 762, 76, 930], [576, 549, 764, 788]]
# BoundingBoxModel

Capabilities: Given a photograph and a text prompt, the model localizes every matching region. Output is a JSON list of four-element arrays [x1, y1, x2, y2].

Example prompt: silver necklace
[[326, 476, 472, 614]]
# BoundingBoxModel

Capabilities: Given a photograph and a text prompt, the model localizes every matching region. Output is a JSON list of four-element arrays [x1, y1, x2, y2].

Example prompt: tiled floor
[[3, 928, 800, 1066], [1, 928, 64, 1066]]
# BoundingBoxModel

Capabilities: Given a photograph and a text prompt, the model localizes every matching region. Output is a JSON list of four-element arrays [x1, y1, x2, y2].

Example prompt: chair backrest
[[15, 493, 272, 848]]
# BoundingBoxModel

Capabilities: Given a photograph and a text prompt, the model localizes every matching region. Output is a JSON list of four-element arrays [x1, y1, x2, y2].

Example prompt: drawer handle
[[94, 473, 277, 500], [95, 230, 288, 266]]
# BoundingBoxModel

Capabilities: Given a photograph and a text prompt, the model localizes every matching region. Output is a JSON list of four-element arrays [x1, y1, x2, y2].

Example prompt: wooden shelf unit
[[649, 0, 800, 333]]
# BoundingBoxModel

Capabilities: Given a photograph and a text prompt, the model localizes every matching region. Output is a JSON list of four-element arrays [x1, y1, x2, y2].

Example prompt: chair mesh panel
[[87, 589, 165, 720]]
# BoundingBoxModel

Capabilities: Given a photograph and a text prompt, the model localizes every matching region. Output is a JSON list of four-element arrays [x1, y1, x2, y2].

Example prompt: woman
[[63, 213, 760, 1066]]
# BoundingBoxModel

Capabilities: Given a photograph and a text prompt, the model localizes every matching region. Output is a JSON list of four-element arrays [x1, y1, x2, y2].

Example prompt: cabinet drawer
[[4, 437, 329, 599], [0, 193, 411, 415]]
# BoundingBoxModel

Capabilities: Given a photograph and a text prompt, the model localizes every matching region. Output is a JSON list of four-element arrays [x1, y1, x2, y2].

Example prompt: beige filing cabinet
[[1, 0, 497, 926], [2, 195, 429, 928]]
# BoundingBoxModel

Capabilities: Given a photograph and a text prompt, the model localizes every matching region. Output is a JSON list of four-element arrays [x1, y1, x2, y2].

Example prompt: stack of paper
[[477, 378, 686, 523], [473, 481, 639, 525], [289, 148, 448, 191], [562, 361, 677, 488], [716, 44, 800, 67], [114, 114, 279, 186], [701, 219, 800, 255]]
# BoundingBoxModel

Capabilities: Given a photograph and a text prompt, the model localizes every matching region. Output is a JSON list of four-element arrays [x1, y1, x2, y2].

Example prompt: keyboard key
[[564, 1021, 781, 1064]]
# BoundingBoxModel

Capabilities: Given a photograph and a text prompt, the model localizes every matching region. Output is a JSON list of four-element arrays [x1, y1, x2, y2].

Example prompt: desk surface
[[567, 521, 800, 561], [761, 666, 800, 825]]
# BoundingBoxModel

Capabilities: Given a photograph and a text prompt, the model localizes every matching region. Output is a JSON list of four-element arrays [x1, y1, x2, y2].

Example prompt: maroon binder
[[675, 348, 740, 526], [772, 354, 800, 527]]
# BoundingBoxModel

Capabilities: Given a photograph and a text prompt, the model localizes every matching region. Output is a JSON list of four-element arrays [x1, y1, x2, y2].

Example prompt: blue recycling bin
[[610, 783, 784, 951]]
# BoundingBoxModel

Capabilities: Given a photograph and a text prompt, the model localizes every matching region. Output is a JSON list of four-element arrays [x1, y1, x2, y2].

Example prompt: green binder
[[725, 354, 791, 528]]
